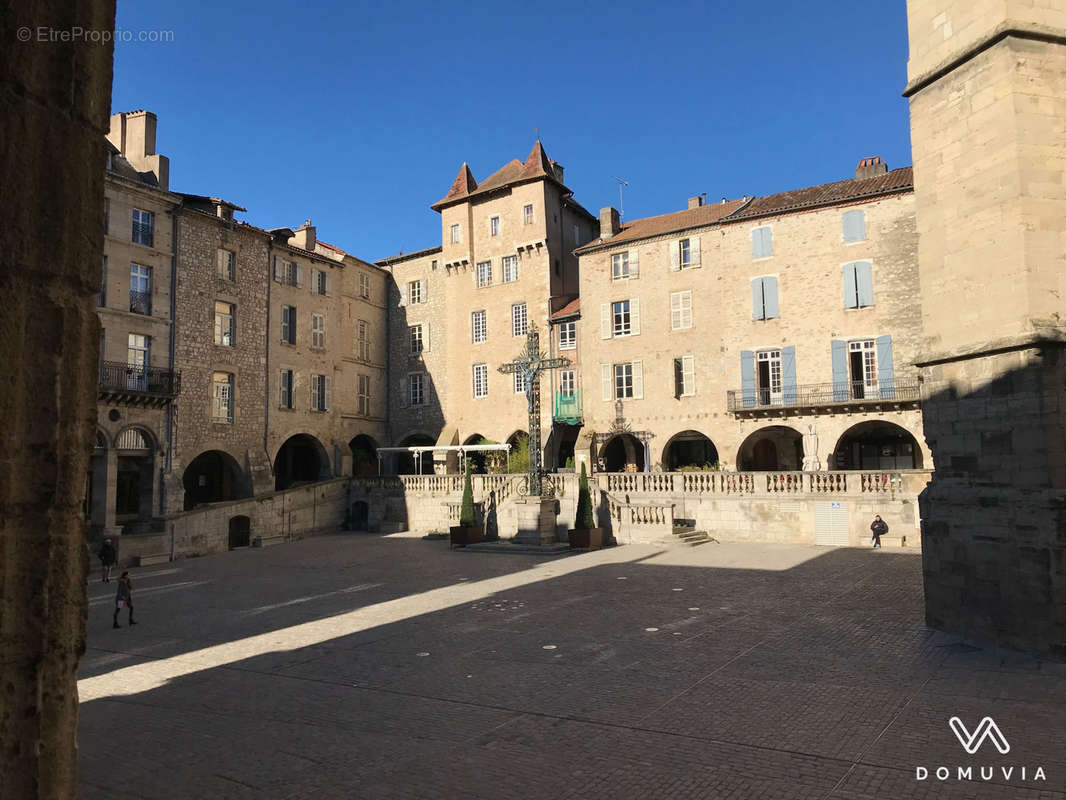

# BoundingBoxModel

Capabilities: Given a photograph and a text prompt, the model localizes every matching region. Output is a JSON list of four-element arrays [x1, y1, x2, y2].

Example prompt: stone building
[[89, 111, 181, 539], [377, 142, 597, 470], [574, 160, 930, 477]]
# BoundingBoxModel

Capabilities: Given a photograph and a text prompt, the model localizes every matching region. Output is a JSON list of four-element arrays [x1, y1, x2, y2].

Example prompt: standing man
[[870, 515, 888, 549], [98, 538, 116, 583], [113, 571, 137, 628]]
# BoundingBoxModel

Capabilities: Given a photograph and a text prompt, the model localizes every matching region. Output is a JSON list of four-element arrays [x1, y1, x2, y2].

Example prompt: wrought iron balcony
[[726, 380, 920, 414], [129, 290, 152, 315], [554, 390, 582, 425], [98, 361, 180, 406]]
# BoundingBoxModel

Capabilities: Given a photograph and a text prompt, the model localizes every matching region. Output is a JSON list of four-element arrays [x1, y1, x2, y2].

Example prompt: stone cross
[[498, 326, 570, 497]]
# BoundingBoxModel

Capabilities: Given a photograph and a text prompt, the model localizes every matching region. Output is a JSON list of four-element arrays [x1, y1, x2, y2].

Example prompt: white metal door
[[815, 501, 849, 546]]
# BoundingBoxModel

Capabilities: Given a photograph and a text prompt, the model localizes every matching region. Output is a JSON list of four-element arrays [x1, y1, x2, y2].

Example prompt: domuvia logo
[[915, 717, 1046, 783]]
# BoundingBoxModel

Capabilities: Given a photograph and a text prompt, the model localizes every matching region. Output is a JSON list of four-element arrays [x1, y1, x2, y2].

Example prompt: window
[[408, 373, 425, 406], [843, 261, 874, 308], [843, 209, 867, 243], [502, 255, 518, 283], [473, 363, 488, 398], [311, 313, 325, 349], [612, 300, 631, 336], [601, 298, 640, 338], [607, 362, 645, 399], [560, 369, 576, 396], [99, 255, 107, 306], [273, 257, 300, 287], [476, 260, 492, 288], [357, 320, 370, 360], [310, 374, 330, 412], [670, 290, 692, 330], [669, 237, 701, 270], [358, 374, 371, 415], [407, 279, 424, 304], [127, 334, 150, 391], [512, 303, 528, 337], [471, 310, 486, 343], [559, 321, 576, 350], [217, 249, 236, 281], [450, 224, 461, 243], [751, 226, 773, 259], [751, 276, 779, 320], [513, 371, 527, 394], [409, 324, 423, 354], [674, 355, 696, 397], [848, 340, 878, 398], [281, 305, 296, 345], [212, 372, 234, 423], [523, 204, 534, 225], [679, 239, 691, 267], [612, 252, 630, 279], [315, 269, 330, 296], [279, 369, 294, 409], [490, 216, 500, 237], [129, 264, 151, 315], [756, 350, 782, 405], [214, 301, 235, 347], [358, 273, 370, 299], [131, 209, 154, 247]]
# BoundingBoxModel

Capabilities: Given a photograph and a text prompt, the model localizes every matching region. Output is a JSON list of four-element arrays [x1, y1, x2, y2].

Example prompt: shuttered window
[[842, 210, 866, 243], [311, 313, 325, 349], [279, 369, 294, 409], [670, 291, 693, 330], [751, 226, 773, 259], [843, 261, 874, 308], [674, 355, 696, 397], [751, 276, 779, 320]]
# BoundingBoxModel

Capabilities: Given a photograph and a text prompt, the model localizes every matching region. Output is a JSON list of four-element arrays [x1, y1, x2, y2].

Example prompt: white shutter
[[295, 265, 304, 287], [279, 370, 286, 407], [423, 322, 430, 352], [310, 375, 319, 410], [601, 364, 612, 401], [632, 360, 644, 399], [324, 272, 332, 296], [600, 303, 611, 339], [689, 235, 701, 266], [628, 249, 639, 278], [668, 240, 680, 271], [398, 286, 408, 307], [630, 298, 641, 335], [273, 256, 283, 282], [682, 355, 695, 396], [670, 292, 681, 330], [420, 278, 427, 301], [324, 376, 332, 411]]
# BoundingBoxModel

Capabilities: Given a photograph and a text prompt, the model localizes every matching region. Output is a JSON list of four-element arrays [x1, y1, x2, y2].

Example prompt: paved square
[[77, 535, 1066, 798]]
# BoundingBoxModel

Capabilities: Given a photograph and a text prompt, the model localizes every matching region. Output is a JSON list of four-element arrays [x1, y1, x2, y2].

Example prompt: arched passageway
[[183, 450, 247, 510], [601, 433, 645, 473], [662, 430, 719, 471], [737, 426, 804, 471], [349, 434, 379, 477], [274, 434, 330, 490], [114, 427, 155, 521], [228, 515, 251, 549], [463, 433, 490, 473], [831, 421, 924, 470]]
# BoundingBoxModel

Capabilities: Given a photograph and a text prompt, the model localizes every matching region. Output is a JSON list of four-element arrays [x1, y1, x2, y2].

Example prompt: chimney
[[290, 220, 316, 251], [599, 206, 621, 239], [855, 156, 888, 180], [106, 110, 169, 190], [551, 161, 565, 183], [687, 196, 703, 209]]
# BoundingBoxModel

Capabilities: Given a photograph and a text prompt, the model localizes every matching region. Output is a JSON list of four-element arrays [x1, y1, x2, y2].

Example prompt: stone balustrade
[[597, 470, 926, 498]]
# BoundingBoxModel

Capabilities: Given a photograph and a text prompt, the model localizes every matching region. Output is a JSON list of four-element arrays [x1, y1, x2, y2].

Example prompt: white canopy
[[375, 444, 512, 475]]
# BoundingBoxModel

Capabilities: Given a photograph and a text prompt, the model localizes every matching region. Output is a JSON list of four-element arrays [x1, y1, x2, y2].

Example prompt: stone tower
[[905, 3, 1066, 656]]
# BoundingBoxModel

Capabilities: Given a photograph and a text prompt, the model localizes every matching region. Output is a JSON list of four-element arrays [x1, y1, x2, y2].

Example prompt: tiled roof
[[316, 240, 346, 255], [727, 167, 913, 221], [375, 245, 443, 266], [576, 198, 749, 253], [432, 141, 564, 210], [550, 296, 580, 320], [440, 163, 478, 203]]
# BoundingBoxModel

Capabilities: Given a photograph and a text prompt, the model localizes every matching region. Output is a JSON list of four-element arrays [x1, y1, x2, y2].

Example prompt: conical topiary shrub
[[459, 460, 475, 528], [575, 462, 595, 529]]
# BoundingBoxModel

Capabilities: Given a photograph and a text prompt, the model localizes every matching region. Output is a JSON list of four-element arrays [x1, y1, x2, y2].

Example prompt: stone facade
[[905, 1, 1066, 657]]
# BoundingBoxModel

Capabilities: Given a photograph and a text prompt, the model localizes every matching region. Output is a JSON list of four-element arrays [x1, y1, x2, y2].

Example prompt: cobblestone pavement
[[77, 535, 1066, 799]]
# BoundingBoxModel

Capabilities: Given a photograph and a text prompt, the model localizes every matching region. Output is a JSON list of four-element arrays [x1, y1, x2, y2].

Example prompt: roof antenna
[[613, 176, 629, 220]]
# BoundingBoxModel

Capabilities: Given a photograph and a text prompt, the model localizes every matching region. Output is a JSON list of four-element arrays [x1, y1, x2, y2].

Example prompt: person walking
[[98, 538, 116, 583], [870, 515, 888, 549], [113, 571, 136, 628]]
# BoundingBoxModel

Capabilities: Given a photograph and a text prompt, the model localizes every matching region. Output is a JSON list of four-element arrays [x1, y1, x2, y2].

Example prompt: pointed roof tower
[[521, 140, 555, 180], [439, 162, 477, 204]]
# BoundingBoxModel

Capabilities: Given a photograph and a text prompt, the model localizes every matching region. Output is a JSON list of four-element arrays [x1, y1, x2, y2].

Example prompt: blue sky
[[112, 0, 912, 261]]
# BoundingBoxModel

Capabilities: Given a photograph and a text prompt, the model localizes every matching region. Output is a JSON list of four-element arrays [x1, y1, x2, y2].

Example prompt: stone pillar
[[513, 497, 558, 547], [0, 0, 117, 795], [905, 2, 1066, 657]]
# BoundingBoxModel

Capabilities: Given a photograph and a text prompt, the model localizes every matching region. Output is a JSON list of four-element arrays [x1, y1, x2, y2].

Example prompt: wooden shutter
[[279, 370, 286, 407], [780, 345, 797, 404], [601, 364, 612, 401], [673, 358, 684, 398], [295, 265, 304, 288], [630, 298, 641, 335], [399, 285, 408, 307], [324, 272, 332, 295], [632, 360, 644, 399], [273, 256, 283, 282], [310, 374, 320, 410], [281, 306, 290, 342], [762, 227, 773, 257], [671, 292, 682, 329], [831, 340, 848, 400], [600, 303, 611, 339], [856, 262, 874, 307], [668, 240, 680, 271], [324, 376, 332, 411], [740, 350, 756, 408], [628, 249, 639, 278], [876, 335, 894, 398], [682, 354, 695, 396], [764, 276, 779, 319], [751, 278, 764, 320], [843, 209, 866, 242], [423, 322, 431, 352], [843, 263, 858, 308], [689, 235, 701, 266]]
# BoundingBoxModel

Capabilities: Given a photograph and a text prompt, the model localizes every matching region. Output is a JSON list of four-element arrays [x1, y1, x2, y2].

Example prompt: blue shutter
[[761, 227, 773, 257], [856, 262, 874, 307], [751, 279, 763, 320], [831, 340, 848, 400], [740, 350, 756, 408], [843, 210, 865, 242], [764, 276, 779, 319], [781, 345, 797, 404], [876, 335, 895, 398], [843, 263, 858, 308]]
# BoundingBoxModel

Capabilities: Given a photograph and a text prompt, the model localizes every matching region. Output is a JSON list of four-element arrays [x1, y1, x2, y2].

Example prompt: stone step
[[134, 553, 170, 566]]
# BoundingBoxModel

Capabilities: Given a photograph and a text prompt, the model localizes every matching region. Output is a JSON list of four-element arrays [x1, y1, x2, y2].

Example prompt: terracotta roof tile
[[577, 198, 749, 253], [728, 167, 913, 221], [440, 163, 478, 204], [431, 141, 564, 210], [550, 296, 580, 320]]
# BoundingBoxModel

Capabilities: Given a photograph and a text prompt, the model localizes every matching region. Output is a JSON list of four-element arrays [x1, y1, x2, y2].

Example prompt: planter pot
[[568, 528, 603, 550], [449, 526, 483, 548]]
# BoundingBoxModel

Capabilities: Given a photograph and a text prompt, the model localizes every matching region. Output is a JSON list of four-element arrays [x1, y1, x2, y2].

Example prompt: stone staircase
[[669, 519, 714, 547]]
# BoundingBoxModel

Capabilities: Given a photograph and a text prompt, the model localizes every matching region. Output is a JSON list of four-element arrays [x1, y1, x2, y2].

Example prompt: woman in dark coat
[[113, 571, 136, 628], [98, 538, 117, 582]]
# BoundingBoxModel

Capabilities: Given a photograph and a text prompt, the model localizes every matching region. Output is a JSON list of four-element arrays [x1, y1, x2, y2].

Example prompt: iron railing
[[554, 390, 582, 425], [727, 380, 920, 411], [98, 361, 180, 397], [129, 289, 152, 315]]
